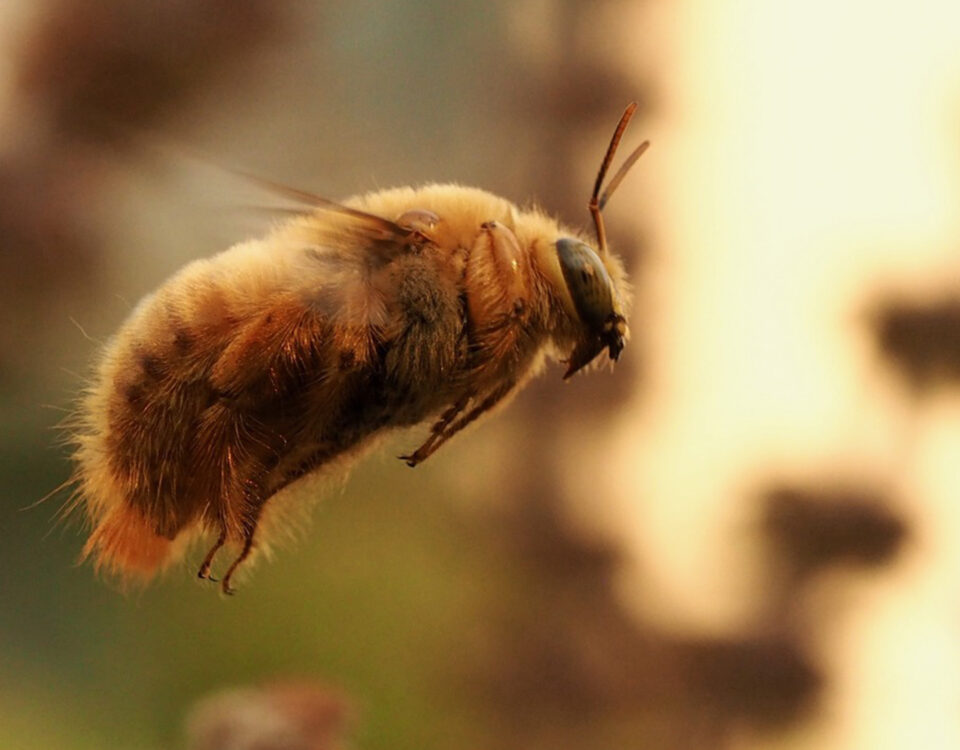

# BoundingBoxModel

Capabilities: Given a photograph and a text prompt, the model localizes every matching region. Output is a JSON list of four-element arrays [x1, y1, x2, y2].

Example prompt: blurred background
[[2, 1, 959, 748]]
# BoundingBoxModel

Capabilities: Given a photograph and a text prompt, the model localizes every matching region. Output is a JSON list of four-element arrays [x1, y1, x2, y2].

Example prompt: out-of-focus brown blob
[[185, 681, 351, 750], [0, 150, 104, 298], [17, 0, 287, 141], [469, 481, 826, 749], [678, 636, 822, 728], [874, 297, 960, 389], [764, 484, 908, 583], [475, 495, 675, 716], [0, 0, 291, 379]]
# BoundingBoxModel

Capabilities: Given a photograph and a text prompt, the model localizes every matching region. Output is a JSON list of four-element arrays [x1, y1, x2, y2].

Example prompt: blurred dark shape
[[678, 636, 821, 728], [185, 681, 351, 750], [511, 59, 642, 188], [0, 0, 291, 380], [464, 467, 904, 746], [764, 485, 908, 583], [874, 297, 960, 389], [469, 476, 825, 749], [504, 0, 648, 184], [17, 0, 287, 142], [0, 152, 101, 306], [475, 491, 671, 717]]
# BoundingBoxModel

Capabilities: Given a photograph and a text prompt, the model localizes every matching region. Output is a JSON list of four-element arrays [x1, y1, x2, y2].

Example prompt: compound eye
[[555, 238, 615, 329]]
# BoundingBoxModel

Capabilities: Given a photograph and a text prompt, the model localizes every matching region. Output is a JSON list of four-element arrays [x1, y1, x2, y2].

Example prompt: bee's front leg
[[465, 220, 530, 335], [400, 394, 472, 467], [402, 380, 516, 467], [403, 219, 533, 467]]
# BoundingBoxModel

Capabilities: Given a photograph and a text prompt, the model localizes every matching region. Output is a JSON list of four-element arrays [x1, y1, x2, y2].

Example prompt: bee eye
[[555, 237, 616, 329]]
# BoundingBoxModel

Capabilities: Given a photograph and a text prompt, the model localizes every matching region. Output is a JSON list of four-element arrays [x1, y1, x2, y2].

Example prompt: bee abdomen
[[78, 298, 238, 578], [81, 502, 178, 580]]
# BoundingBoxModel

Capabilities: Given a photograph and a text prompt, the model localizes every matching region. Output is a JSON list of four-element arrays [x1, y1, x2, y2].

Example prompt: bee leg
[[220, 513, 261, 595], [220, 539, 252, 596], [465, 220, 530, 339], [197, 526, 227, 581], [404, 380, 515, 466], [399, 394, 472, 467]]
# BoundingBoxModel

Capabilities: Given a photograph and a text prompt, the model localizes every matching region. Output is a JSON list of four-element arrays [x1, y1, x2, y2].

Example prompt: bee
[[68, 103, 648, 593]]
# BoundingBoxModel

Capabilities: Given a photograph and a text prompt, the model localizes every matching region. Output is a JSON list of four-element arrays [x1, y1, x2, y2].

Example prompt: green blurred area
[[4, 424, 496, 749]]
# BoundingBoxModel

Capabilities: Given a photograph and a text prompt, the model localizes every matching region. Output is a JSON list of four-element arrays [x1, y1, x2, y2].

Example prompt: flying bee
[[68, 103, 648, 593]]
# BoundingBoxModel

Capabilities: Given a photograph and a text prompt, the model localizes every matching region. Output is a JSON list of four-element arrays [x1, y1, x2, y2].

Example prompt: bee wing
[[230, 173, 445, 370], [258, 185, 443, 368], [238, 171, 419, 259]]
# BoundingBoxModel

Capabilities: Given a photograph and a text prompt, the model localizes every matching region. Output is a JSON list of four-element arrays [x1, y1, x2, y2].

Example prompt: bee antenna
[[598, 140, 650, 211], [589, 101, 649, 258]]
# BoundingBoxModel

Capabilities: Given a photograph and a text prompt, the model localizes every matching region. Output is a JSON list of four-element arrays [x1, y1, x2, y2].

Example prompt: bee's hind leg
[[220, 510, 263, 596], [197, 526, 227, 582], [220, 538, 253, 596]]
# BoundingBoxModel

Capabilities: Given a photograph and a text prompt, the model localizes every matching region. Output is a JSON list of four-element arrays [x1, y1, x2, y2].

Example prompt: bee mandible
[[69, 103, 648, 593]]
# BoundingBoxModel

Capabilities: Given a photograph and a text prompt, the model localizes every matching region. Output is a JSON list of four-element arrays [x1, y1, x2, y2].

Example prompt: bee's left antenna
[[590, 102, 649, 258]]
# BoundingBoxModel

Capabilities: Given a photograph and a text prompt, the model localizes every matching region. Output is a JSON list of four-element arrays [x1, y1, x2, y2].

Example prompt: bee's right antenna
[[590, 101, 650, 259]]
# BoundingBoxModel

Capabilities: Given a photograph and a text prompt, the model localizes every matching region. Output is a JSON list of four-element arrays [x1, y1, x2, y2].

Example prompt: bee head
[[554, 101, 646, 379], [556, 237, 628, 379]]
